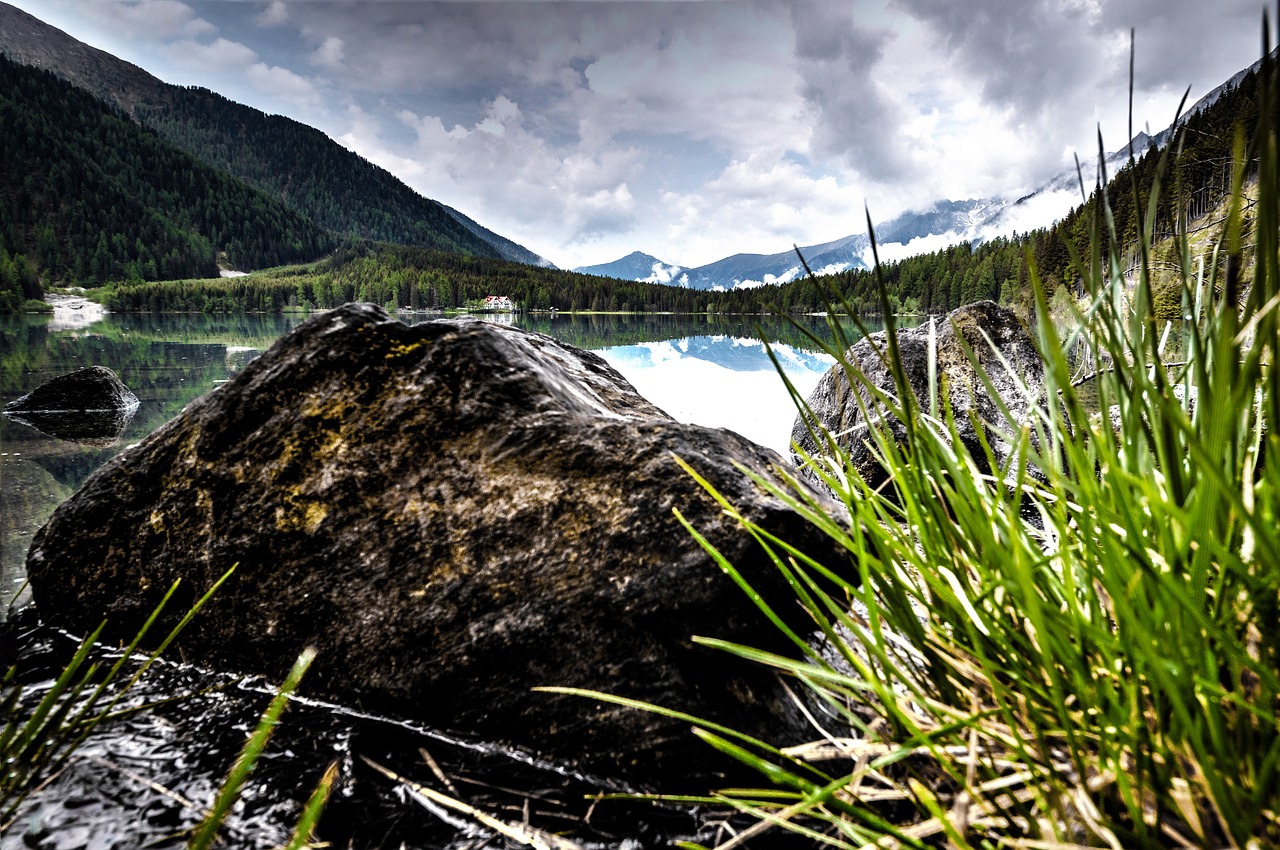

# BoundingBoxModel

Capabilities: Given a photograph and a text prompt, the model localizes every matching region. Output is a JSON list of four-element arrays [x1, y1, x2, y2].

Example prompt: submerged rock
[[792, 301, 1046, 488], [28, 304, 850, 784]]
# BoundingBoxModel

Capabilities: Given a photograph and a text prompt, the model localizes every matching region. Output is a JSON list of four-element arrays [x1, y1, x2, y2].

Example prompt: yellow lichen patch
[[148, 510, 165, 533], [268, 406, 352, 484], [384, 339, 430, 360], [275, 497, 329, 533], [301, 392, 356, 421]]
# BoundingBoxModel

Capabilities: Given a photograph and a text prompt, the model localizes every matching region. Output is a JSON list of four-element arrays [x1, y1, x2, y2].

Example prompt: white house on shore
[[483, 295, 515, 311]]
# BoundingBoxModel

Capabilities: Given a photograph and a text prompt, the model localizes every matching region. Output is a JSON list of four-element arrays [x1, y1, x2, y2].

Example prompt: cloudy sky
[[7, 0, 1266, 269]]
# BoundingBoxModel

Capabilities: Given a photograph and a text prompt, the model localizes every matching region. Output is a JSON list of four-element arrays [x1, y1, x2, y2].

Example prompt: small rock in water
[[4, 365, 139, 413], [4, 366, 140, 445]]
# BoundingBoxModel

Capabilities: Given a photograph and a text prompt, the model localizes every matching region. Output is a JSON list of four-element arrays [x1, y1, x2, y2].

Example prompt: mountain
[[0, 2, 164, 112], [0, 54, 334, 287], [442, 204, 554, 267], [586, 199, 999, 291], [677, 234, 866, 291], [576, 251, 683, 283], [966, 52, 1276, 242], [134, 86, 500, 259], [0, 2, 539, 264]]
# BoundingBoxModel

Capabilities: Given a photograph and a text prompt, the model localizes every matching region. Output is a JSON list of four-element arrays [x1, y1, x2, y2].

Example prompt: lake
[[0, 306, 893, 849]]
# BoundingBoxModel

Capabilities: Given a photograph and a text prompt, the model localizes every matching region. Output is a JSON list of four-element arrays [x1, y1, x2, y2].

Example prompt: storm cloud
[[8, 0, 1267, 268]]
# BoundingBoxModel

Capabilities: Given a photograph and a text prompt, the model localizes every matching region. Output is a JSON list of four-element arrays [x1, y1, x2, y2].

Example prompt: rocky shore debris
[[27, 304, 851, 785]]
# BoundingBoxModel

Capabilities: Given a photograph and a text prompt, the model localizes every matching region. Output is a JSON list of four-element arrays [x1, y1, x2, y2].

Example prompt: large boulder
[[792, 301, 1046, 488], [28, 304, 850, 784]]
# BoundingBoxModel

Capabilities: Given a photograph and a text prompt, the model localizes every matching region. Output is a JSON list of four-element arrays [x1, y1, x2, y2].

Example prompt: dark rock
[[4, 366, 140, 445], [4, 366, 139, 413], [28, 304, 851, 785], [792, 301, 1046, 488]]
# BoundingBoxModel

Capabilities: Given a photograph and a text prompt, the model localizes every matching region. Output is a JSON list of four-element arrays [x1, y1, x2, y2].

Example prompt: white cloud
[[246, 63, 322, 108], [163, 37, 321, 109], [310, 35, 344, 71], [164, 37, 257, 71], [642, 262, 684, 285], [655, 153, 863, 265], [258, 1, 289, 28], [374, 96, 645, 248], [78, 0, 214, 40]]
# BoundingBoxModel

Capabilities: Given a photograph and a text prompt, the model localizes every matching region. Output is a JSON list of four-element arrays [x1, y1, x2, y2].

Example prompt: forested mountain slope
[[134, 87, 502, 259], [0, 56, 334, 289], [0, 2, 534, 263]]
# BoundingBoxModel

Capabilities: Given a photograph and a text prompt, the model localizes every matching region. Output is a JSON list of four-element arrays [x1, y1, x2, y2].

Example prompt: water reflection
[[597, 335, 834, 452], [4, 406, 139, 445]]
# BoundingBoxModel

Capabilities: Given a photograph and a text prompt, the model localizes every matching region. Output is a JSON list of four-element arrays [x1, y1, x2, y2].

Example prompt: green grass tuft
[[663, 34, 1280, 850]]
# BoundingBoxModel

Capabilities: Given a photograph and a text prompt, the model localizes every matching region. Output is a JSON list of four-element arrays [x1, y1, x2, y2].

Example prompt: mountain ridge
[[0, 54, 335, 286], [580, 199, 1000, 291], [0, 1, 546, 266]]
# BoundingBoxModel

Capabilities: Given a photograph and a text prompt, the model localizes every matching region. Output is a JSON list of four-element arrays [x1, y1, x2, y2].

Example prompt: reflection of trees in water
[[0, 456, 72, 609], [0, 316, 276, 599], [0, 315, 270, 427]]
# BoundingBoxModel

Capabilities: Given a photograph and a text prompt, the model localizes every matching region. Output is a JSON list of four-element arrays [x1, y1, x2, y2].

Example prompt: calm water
[[0, 306, 891, 849]]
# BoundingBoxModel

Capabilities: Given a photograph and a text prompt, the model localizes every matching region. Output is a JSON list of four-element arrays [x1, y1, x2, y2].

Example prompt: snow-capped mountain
[[582, 199, 1001, 291], [582, 49, 1272, 293], [575, 251, 686, 284], [679, 232, 869, 291]]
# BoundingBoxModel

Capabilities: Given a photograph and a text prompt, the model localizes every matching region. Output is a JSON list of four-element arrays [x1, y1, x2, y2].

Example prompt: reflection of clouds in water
[[637, 340, 683, 364], [609, 335, 833, 375], [600, 335, 834, 455]]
